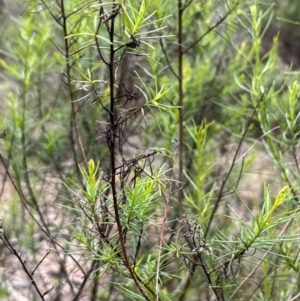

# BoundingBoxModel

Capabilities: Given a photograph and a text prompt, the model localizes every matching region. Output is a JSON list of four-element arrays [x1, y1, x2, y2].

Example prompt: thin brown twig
[[0, 222, 53, 300], [60, 0, 88, 169], [183, 1, 239, 54], [159, 38, 179, 80], [0, 154, 84, 275], [205, 91, 267, 239], [106, 5, 155, 300]]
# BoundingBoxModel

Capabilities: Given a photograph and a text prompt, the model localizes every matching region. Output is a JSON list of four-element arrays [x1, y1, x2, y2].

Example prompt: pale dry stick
[[229, 210, 298, 299], [155, 190, 170, 301], [177, 0, 184, 218], [288, 291, 300, 301], [155, 159, 181, 300]]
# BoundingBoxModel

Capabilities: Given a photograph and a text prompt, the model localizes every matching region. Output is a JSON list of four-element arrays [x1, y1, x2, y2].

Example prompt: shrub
[[1, 0, 300, 300]]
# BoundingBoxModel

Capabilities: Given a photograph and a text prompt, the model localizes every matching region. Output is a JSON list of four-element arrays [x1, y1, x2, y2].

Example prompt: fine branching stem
[[205, 91, 266, 238], [107, 7, 153, 300], [2, 1, 300, 300], [61, 0, 88, 170], [177, 0, 184, 219]]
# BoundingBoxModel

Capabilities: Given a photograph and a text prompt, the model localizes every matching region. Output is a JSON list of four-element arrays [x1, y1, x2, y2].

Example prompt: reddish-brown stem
[[107, 8, 153, 301]]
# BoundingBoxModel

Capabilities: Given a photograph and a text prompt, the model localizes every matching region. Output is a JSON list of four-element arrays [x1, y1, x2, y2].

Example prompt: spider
[[126, 35, 140, 49], [115, 35, 141, 52]]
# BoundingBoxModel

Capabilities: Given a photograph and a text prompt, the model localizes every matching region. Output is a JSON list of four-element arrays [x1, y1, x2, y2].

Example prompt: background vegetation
[[1, 0, 300, 300]]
